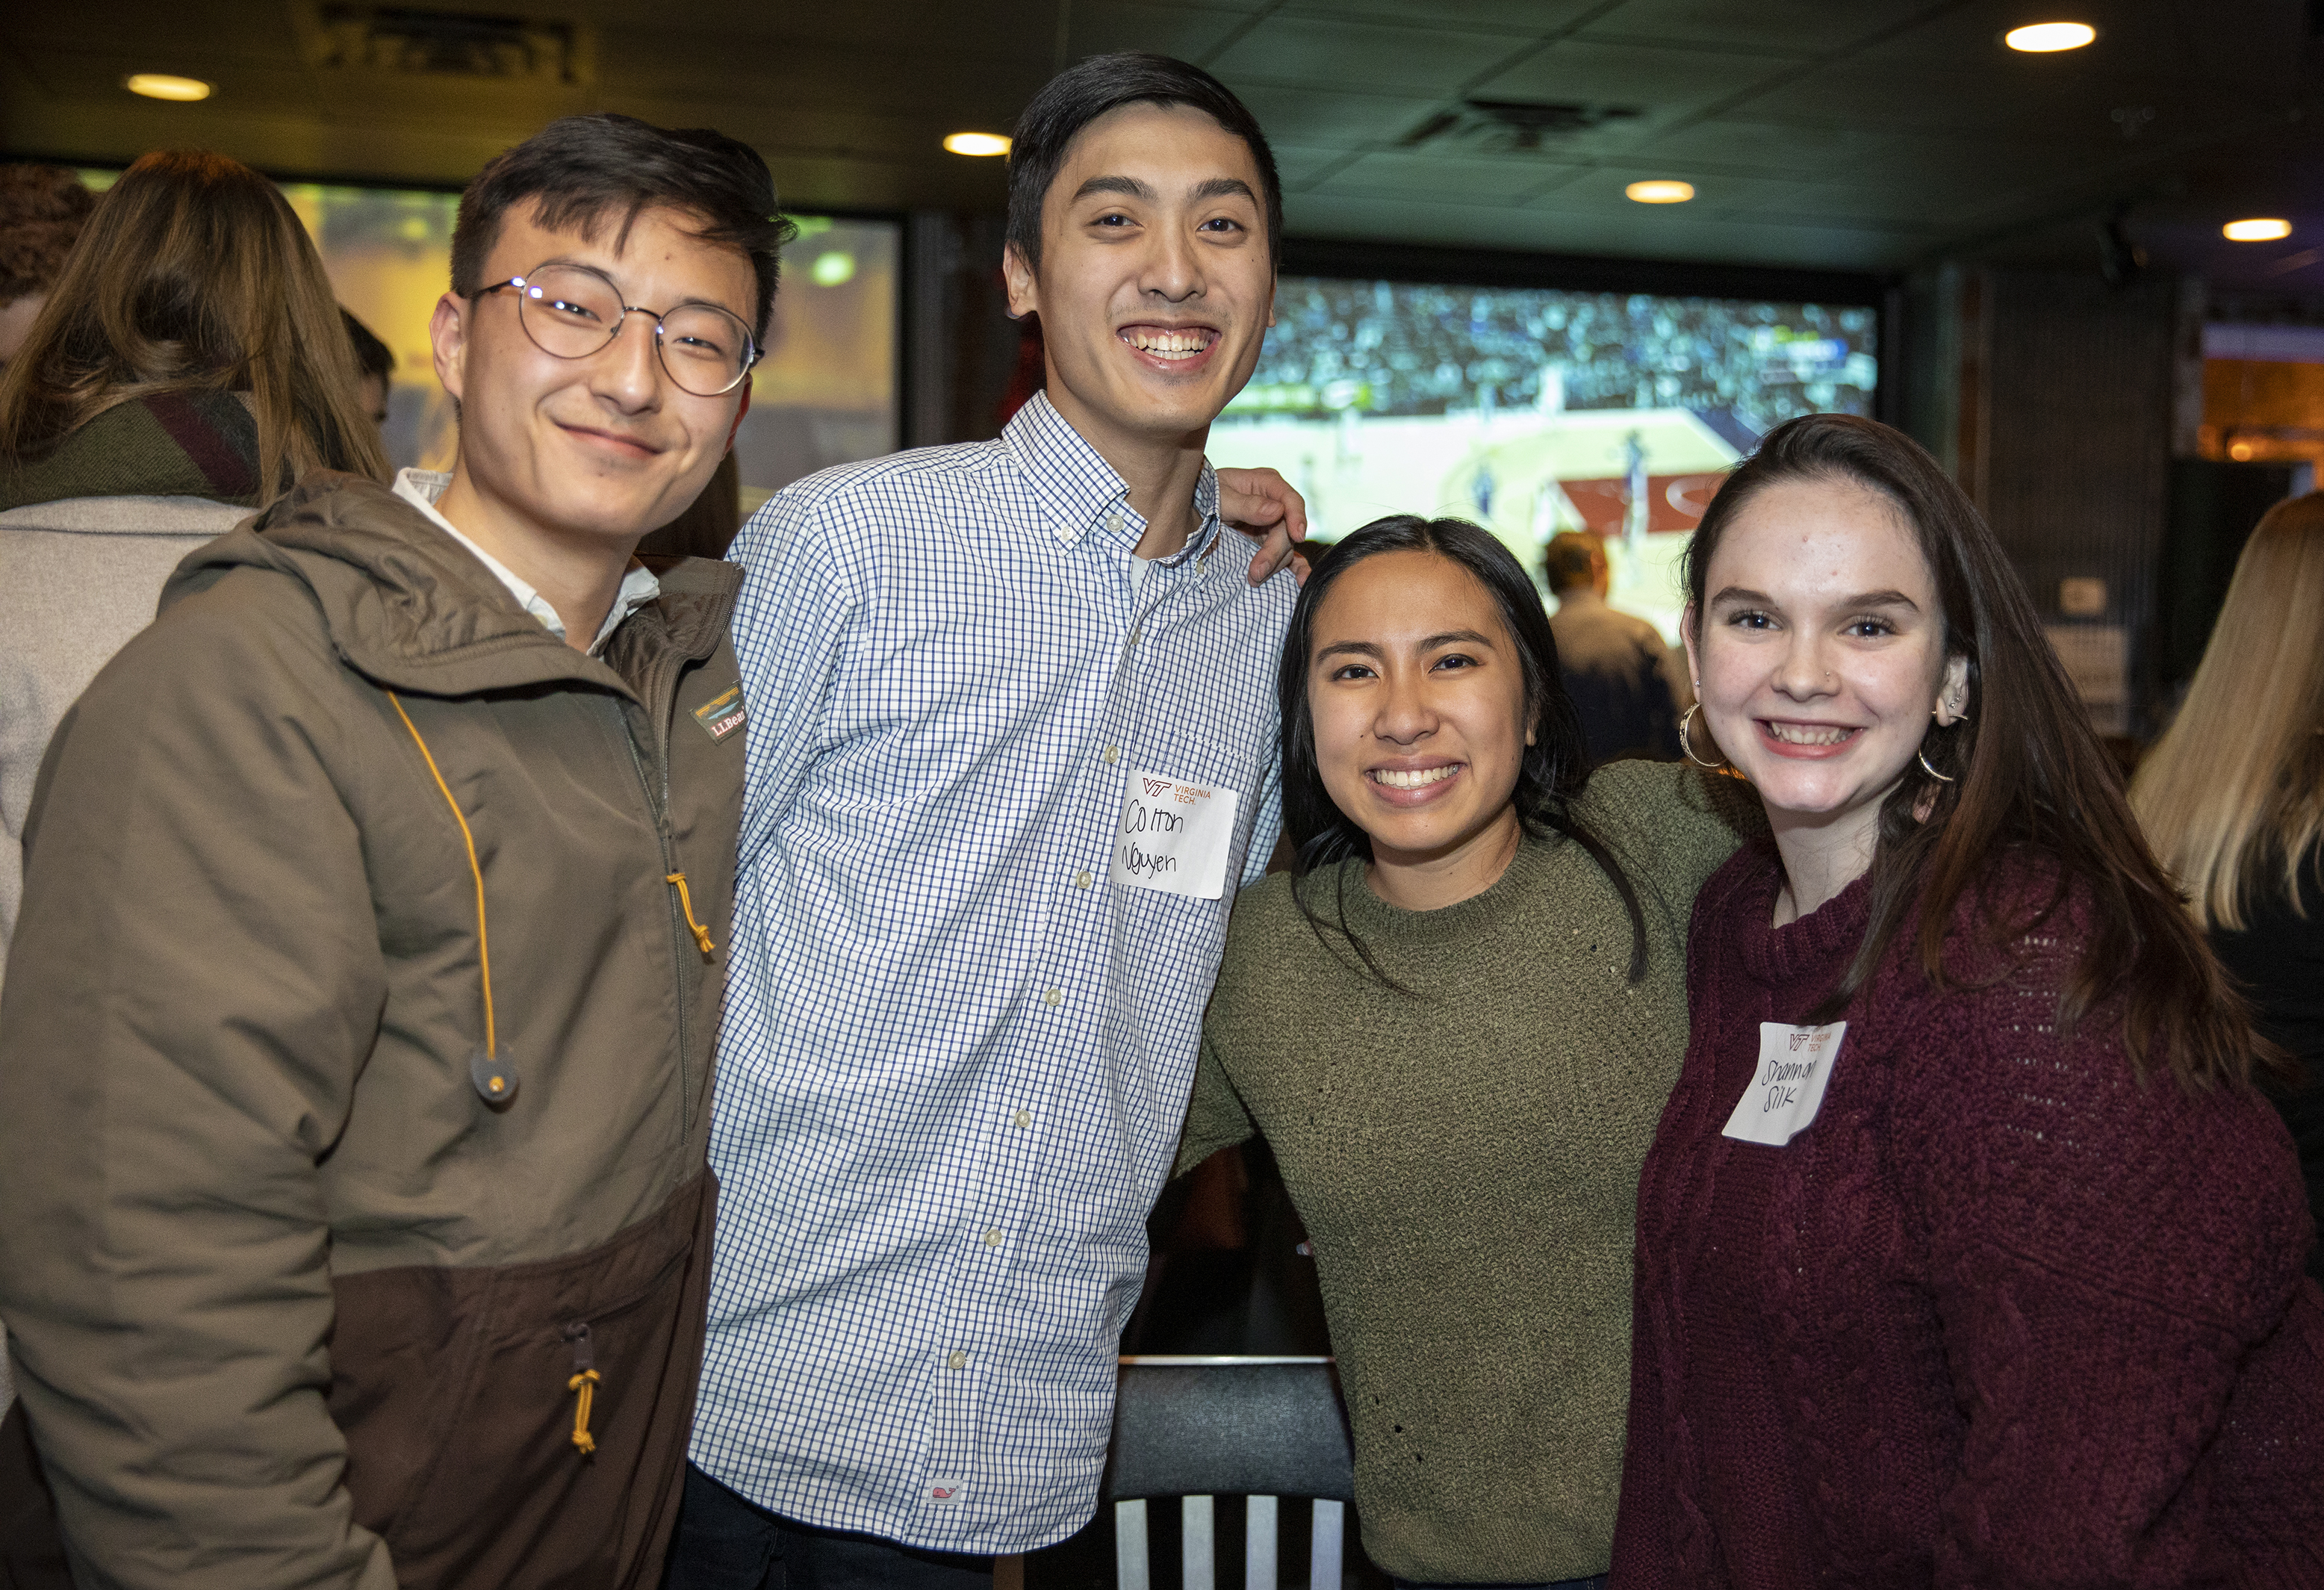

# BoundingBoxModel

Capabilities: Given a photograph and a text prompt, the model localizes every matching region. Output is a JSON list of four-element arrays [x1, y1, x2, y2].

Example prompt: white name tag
[[1721, 1022, 1847, 1146], [1112, 767, 1239, 901]]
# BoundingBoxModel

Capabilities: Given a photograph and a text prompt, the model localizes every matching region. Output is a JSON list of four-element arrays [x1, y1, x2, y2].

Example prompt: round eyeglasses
[[476, 263, 761, 397]]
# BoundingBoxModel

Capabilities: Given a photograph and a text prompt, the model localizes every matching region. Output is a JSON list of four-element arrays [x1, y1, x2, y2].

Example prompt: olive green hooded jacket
[[0, 472, 744, 1589]]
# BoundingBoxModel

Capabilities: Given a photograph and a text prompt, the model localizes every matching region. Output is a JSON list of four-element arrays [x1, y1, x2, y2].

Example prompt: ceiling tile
[[1733, 60, 2255, 149], [1221, 79, 1447, 146], [1281, 188, 1932, 270], [1207, 15, 1535, 96], [1066, 3, 1254, 61], [1273, 0, 1602, 31], [1313, 149, 1584, 204], [1270, 142, 1363, 188], [1470, 37, 1806, 121], [1623, 116, 1894, 175], [1854, 0, 2304, 81], [1578, 0, 1930, 53]]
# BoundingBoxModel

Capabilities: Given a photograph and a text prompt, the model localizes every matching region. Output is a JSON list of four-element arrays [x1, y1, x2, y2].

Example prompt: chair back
[[1107, 1356, 1355, 1590]]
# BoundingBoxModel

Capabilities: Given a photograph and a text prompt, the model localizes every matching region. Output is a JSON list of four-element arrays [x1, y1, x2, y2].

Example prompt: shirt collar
[[1001, 391, 1222, 567], [392, 468, 660, 655]]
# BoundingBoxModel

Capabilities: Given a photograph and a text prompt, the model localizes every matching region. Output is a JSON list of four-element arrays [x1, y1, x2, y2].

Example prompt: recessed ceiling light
[[943, 132, 1011, 158], [2223, 218, 2293, 242], [125, 72, 213, 102], [1626, 180, 1694, 204], [2004, 22, 2096, 52]]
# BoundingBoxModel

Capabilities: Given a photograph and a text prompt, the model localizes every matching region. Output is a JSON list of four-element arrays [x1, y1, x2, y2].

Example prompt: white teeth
[[1372, 765, 1458, 789], [1123, 328, 1213, 358], [1767, 723, 1851, 746]]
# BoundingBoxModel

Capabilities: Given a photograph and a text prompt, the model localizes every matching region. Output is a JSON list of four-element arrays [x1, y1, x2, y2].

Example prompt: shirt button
[[1073, 870, 1093, 889], [1102, 745, 1120, 765], [1011, 1108, 1032, 1128], [983, 1229, 1003, 1247], [1106, 513, 1122, 534], [946, 1349, 967, 1370], [1042, 987, 1062, 1007]]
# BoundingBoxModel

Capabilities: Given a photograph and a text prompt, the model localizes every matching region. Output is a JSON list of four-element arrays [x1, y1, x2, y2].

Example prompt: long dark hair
[[1281, 515, 1646, 987], [1685, 413, 2269, 1090]]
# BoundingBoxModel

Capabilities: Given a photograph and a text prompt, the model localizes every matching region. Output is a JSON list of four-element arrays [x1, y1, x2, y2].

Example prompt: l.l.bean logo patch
[[691, 684, 747, 744]]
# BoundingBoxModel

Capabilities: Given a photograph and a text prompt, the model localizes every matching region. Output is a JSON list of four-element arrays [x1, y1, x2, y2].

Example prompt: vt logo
[[1142, 777, 1170, 796]]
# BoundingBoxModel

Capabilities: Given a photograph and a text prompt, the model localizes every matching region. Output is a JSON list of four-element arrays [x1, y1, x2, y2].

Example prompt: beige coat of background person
[[0, 149, 388, 1419]]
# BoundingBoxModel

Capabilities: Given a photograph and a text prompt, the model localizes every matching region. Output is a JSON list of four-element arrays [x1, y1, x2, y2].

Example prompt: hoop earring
[[1680, 704, 1727, 771], [1918, 705, 1969, 783]]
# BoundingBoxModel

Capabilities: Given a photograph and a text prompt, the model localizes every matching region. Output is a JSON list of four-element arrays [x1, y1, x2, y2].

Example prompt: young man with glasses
[[0, 115, 773, 1589], [671, 52, 1305, 1588]]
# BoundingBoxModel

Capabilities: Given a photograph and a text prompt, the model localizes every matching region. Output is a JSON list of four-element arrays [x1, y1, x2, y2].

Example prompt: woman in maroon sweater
[[1611, 414, 2324, 1587]]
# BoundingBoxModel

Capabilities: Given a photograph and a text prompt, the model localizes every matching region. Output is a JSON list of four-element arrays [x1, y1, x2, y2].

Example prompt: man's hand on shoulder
[[1217, 467, 1308, 587]]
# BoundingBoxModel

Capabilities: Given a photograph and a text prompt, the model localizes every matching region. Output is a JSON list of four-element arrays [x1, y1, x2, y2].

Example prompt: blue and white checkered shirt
[[693, 392, 1299, 1553]]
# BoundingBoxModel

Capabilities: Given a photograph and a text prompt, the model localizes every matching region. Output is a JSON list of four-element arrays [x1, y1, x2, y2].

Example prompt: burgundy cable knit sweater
[[1612, 842, 2324, 1589]]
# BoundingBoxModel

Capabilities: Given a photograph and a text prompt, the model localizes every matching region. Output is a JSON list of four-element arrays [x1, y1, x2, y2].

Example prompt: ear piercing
[[1919, 709, 1970, 784], [1679, 704, 1728, 771]]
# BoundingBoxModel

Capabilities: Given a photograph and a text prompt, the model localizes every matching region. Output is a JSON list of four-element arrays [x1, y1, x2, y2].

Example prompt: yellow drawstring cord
[[665, 872, 715, 958], [568, 1368, 601, 1455], [388, 693, 497, 1063]]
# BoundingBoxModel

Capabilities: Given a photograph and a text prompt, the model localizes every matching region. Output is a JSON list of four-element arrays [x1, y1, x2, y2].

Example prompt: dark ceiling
[[7, 0, 2321, 287]]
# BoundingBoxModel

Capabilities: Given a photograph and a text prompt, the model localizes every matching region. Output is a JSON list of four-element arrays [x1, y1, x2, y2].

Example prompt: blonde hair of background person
[[2131, 491, 2324, 928], [0, 148, 387, 492]]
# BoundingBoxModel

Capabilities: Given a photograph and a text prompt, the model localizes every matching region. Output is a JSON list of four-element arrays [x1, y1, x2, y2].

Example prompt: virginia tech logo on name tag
[[1112, 766, 1240, 900], [691, 684, 747, 743]]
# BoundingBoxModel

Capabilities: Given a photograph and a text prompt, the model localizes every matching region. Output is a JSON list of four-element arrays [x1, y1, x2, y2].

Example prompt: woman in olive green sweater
[[1178, 515, 1754, 1589]]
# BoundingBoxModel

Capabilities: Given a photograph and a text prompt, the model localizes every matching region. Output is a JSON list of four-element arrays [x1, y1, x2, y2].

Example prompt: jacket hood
[[164, 471, 737, 698]]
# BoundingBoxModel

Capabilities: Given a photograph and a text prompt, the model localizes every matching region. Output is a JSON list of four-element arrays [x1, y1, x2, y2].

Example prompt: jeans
[[663, 1463, 995, 1590]]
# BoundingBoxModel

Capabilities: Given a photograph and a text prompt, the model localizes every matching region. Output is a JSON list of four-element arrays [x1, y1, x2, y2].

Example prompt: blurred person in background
[[341, 306, 396, 435], [0, 166, 93, 370], [1180, 515, 1755, 1589], [639, 450, 742, 561], [1613, 414, 2322, 1586], [0, 149, 386, 987], [2133, 490, 2324, 1284], [1543, 530, 1684, 764], [0, 141, 383, 1575], [0, 115, 771, 1589]]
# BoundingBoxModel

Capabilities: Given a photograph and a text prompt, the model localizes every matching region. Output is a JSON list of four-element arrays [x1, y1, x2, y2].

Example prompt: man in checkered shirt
[[671, 52, 1311, 1589]]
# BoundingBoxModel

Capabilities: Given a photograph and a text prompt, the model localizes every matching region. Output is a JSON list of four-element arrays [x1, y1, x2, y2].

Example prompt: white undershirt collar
[[392, 468, 659, 655]]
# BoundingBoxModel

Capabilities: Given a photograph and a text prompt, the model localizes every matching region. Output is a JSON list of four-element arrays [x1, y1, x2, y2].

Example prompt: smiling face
[[1308, 549, 1534, 903], [1002, 101, 1275, 453], [1685, 474, 1970, 858], [429, 201, 754, 552]]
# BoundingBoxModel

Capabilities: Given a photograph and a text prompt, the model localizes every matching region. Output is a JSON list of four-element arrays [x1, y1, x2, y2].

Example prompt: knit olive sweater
[[1178, 760, 1758, 1585]]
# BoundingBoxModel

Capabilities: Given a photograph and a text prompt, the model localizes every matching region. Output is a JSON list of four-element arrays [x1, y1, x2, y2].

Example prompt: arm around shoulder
[[0, 581, 398, 1589], [1576, 758, 1764, 906]]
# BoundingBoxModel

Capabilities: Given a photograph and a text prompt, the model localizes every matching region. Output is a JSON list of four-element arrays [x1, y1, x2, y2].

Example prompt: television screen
[[1208, 277, 1880, 640], [82, 173, 900, 513]]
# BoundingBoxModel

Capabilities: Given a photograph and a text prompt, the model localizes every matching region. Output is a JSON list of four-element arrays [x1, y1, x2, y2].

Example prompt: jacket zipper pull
[[563, 1321, 600, 1456], [665, 872, 716, 959]]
